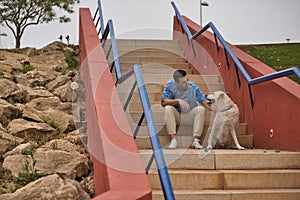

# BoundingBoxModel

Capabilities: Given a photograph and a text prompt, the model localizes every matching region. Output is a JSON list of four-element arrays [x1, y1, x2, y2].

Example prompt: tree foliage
[[0, 0, 80, 48]]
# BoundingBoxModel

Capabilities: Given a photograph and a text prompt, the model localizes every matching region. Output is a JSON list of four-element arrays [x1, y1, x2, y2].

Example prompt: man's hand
[[177, 99, 190, 112], [202, 99, 217, 112]]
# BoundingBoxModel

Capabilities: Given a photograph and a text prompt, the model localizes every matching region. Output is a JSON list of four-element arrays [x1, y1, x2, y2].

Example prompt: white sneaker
[[168, 138, 177, 149], [192, 138, 203, 149]]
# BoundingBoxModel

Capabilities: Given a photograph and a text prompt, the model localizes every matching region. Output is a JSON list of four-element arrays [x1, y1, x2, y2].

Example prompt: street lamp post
[[200, 0, 209, 26], [0, 31, 8, 48]]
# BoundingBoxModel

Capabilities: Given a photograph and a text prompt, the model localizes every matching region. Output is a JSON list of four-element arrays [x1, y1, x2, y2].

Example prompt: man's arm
[[161, 98, 190, 112], [161, 99, 179, 107]]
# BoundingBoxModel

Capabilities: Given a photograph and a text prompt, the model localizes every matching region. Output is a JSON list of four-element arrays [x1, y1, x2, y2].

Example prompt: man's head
[[173, 70, 188, 91]]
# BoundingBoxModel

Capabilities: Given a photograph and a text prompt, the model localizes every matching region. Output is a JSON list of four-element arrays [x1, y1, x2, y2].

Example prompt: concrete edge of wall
[[79, 8, 152, 199]]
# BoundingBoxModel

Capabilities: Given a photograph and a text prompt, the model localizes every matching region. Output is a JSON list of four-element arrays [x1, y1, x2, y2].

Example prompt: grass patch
[[6, 97, 15, 105], [23, 64, 34, 74], [238, 43, 300, 83], [17, 151, 47, 186], [64, 49, 78, 70], [41, 117, 62, 135]]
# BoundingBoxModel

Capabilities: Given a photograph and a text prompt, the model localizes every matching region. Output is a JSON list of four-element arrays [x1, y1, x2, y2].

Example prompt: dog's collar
[[220, 105, 233, 112]]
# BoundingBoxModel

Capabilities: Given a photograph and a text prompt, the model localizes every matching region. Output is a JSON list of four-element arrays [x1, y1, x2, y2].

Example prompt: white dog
[[206, 91, 245, 150]]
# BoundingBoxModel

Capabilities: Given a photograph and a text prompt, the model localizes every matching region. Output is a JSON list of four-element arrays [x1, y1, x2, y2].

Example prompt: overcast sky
[[0, 0, 300, 48]]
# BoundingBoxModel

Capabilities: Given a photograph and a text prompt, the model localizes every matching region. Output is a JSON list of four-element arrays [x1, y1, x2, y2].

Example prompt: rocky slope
[[0, 41, 94, 199]]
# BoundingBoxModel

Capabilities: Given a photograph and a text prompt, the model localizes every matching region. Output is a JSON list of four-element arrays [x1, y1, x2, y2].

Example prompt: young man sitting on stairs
[[161, 70, 215, 149]]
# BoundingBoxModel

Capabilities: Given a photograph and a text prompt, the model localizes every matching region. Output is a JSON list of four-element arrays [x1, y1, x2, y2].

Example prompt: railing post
[[133, 64, 175, 200], [97, 0, 105, 36]]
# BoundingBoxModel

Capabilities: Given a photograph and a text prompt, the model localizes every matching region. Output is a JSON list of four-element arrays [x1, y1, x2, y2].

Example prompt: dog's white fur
[[206, 91, 245, 150]]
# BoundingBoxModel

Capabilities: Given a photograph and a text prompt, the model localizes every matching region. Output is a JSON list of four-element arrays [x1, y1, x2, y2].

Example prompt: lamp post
[[0, 31, 8, 48], [200, 0, 209, 26]]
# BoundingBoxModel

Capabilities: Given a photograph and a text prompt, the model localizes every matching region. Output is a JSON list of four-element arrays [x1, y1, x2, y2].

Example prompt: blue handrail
[[93, 1, 175, 199], [171, 1, 300, 105]]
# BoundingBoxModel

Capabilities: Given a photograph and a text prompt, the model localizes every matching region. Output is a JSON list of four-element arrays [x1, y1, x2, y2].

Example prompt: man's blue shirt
[[161, 80, 207, 112]]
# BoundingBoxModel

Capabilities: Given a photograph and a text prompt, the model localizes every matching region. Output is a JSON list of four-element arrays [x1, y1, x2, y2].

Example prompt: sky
[[0, 0, 300, 48]]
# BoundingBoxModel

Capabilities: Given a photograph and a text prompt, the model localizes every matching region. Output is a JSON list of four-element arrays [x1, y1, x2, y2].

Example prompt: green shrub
[[6, 97, 15, 105], [53, 66, 64, 72], [17, 151, 47, 186], [64, 50, 78, 70], [23, 64, 33, 73]]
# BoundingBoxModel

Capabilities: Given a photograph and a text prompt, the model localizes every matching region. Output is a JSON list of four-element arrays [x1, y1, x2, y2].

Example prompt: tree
[[0, 0, 80, 48]]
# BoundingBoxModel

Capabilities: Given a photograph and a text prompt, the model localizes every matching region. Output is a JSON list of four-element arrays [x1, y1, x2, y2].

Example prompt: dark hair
[[173, 70, 186, 82]]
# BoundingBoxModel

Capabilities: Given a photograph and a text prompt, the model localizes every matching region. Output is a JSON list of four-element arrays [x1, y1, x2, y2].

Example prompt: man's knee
[[165, 105, 175, 114], [195, 106, 205, 115]]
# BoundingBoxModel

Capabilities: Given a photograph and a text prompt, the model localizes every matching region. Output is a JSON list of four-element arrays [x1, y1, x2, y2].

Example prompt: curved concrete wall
[[173, 16, 300, 151], [79, 8, 151, 199]]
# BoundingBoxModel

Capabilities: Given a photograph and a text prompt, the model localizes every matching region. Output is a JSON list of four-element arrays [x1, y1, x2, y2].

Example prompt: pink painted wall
[[79, 8, 152, 199], [173, 16, 300, 151]]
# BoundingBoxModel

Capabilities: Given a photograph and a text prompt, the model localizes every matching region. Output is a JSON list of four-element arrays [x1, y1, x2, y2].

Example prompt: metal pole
[[200, 0, 203, 26]]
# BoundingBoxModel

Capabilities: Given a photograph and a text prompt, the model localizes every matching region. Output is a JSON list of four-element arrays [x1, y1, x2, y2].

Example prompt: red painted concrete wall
[[79, 8, 152, 199], [173, 16, 300, 151]]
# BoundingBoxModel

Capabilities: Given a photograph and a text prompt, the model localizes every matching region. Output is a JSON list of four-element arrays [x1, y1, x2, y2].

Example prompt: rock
[[26, 96, 72, 114], [0, 174, 90, 200], [3, 142, 36, 158], [0, 99, 22, 127], [34, 139, 89, 179], [3, 139, 89, 179], [0, 130, 24, 155], [23, 98, 75, 133], [2, 154, 30, 177], [7, 118, 57, 140], [27, 87, 54, 101], [46, 75, 71, 92], [54, 83, 73, 102], [26, 69, 56, 87], [22, 105, 44, 122], [0, 78, 20, 99], [0, 50, 28, 69], [30, 51, 68, 71]]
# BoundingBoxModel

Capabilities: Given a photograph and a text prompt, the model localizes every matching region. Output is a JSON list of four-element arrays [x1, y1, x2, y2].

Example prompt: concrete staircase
[[105, 39, 300, 200]]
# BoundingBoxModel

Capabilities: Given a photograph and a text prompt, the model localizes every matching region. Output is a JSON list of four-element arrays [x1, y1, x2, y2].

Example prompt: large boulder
[[25, 69, 57, 87], [46, 75, 71, 92], [0, 78, 20, 99], [0, 174, 90, 200], [54, 83, 73, 102], [0, 99, 22, 127], [7, 118, 57, 140], [26, 96, 72, 114], [23, 97, 75, 133], [0, 130, 24, 154], [3, 139, 89, 179]]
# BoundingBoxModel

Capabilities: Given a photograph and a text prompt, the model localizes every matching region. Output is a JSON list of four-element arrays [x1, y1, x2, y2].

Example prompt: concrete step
[[135, 134, 253, 149], [118, 56, 187, 63], [148, 169, 300, 190], [103, 41, 183, 53], [118, 48, 184, 57], [117, 83, 224, 95], [118, 62, 190, 69], [152, 189, 300, 200], [139, 149, 300, 170], [111, 39, 181, 46], [117, 83, 224, 102], [115, 74, 223, 86]]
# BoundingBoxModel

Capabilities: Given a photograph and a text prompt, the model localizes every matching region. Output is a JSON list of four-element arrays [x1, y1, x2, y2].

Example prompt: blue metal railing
[[171, 1, 300, 106], [93, 1, 175, 199]]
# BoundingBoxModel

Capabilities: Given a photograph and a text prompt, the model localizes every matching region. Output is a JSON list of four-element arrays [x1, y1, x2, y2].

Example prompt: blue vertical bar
[[97, 0, 105, 36], [108, 20, 122, 80], [133, 64, 175, 200]]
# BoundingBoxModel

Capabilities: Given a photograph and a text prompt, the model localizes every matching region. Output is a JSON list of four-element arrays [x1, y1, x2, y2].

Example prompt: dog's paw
[[237, 146, 245, 150], [206, 144, 213, 149]]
